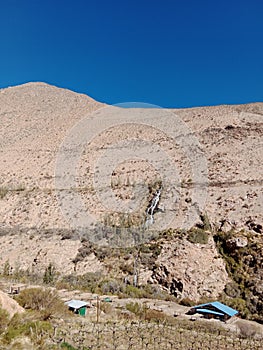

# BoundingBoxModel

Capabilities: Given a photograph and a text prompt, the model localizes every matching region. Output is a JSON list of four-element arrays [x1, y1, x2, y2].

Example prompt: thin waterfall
[[145, 188, 162, 227]]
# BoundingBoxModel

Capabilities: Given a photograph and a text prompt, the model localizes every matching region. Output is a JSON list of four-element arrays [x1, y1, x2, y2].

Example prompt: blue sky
[[0, 0, 262, 107]]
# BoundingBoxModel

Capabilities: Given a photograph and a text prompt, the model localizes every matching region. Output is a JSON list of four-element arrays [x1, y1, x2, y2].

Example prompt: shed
[[102, 297, 112, 303], [65, 299, 89, 316], [188, 301, 238, 321]]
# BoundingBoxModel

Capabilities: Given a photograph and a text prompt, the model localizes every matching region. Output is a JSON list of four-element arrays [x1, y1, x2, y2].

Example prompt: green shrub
[[187, 228, 209, 244], [2, 260, 11, 276], [3, 320, 52, 344], [100, 279, 123, 294], [15, 287, 67, 320], [61, 272, 102, 293], [179, 297, 196, 307], [214, 230, 263, 320], [145, 308, 167, 322], [0, 186, 8, 199], [61, 342, 79, 350], [0, 306, 9, 333], [126, 302, 144, 316], [43, 262, 56, 285], [222, 297, 249, 318], [200, 212, 212, 231], [122, 285, 146, 298]]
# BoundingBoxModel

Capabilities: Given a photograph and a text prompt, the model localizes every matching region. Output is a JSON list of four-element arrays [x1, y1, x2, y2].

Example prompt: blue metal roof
[[196, 308, 225, 317], [65, 299, 88, 309], [193, 301, 238, 317]]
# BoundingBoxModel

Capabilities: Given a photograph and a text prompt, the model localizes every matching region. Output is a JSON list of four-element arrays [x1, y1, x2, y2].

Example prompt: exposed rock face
[[0, 290, 24, 317], [150, 237, 229, 300]]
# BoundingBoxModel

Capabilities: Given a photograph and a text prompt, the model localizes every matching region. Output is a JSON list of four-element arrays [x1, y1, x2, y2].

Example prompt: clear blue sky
[[0, 0, 262, 107]]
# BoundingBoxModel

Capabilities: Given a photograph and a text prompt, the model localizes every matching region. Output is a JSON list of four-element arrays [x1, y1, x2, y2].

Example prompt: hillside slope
[[0, 82, 262, 306], [0, 83, 262, 235]]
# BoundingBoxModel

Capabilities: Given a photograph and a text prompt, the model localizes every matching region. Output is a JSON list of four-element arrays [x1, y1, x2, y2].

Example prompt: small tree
[[43, 263, 56, 285], [3, 260, 11, 277]]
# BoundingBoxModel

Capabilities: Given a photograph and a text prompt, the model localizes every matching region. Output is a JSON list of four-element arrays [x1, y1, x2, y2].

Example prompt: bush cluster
[[187, 228, 209, 244], [214, 230, 263, 321], [15, 287, 68, 320]]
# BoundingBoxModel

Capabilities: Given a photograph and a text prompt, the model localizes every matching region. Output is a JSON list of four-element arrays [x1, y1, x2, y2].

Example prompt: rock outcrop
[[150, 236, 229, 300], [0, 290, 24, 317]]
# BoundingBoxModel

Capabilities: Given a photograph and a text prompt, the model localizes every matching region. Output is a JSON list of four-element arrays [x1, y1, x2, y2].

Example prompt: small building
[[188, 301, 238, 322], [65, 299, 89, 316], [102, 297, 112, 303]]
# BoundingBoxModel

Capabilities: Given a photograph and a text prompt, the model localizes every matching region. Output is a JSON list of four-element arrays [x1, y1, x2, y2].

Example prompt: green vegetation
[[200, 212, 212, 231], [0, 282, 262, 349], [60, 342, 80, 350], [15, 287, 68, 320], [2, 260, 11, 277], [3, 319, 52, 345], [0, 186, 8, 199], [43, 263, 56, 285], [0, 220, 259, 348], [214, 230, 263, 321], [0, 306, 9, 333], [126, 301, 145, 316], [0, 316, 261, 349], [187, 228, 209, 244]]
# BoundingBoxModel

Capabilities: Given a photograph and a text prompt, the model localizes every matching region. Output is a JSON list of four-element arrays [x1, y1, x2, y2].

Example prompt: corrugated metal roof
[[65, 299, 88, 309], [196, 308, 225, 317], [194, 301, 238, 317]]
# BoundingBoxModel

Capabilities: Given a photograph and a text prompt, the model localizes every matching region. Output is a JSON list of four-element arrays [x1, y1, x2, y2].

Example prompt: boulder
[[226, 236, 248, 249]]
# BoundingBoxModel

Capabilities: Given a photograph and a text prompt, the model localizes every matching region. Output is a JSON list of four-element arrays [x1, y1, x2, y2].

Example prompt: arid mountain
[[0, 82, 262, 305]]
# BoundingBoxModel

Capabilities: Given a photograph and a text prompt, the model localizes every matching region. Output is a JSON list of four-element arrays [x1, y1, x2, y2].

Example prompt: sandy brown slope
[[0, 82, 102, 231], [0, 83, 262, 302], [0, 82, 262, 234], [179, 103, 263, 233]]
